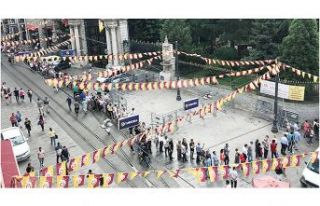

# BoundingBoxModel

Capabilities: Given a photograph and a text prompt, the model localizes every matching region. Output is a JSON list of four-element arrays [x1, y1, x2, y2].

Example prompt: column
[[69, 26, 75, 51], [51, 20, 57, 43], [74, 25, 81, 56], [15, 19, 23, 41], [105, 22, 112, 67], [110, 25, 118, 66], [38, 23, 47, 49]]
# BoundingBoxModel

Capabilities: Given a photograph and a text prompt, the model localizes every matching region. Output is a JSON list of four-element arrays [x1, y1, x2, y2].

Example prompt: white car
[[300, 148, 319, 188], [1, 127, 31, 162]]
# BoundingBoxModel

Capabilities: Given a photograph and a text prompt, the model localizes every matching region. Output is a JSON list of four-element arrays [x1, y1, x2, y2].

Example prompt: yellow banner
[[288, 85, 305, 101]]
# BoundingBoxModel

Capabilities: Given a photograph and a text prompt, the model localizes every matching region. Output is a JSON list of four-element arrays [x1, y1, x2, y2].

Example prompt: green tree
[[128, 19, 162, 42], [160, 19, 192, 50], [247, 19, 285, 60], [280, 19, 319, 74]]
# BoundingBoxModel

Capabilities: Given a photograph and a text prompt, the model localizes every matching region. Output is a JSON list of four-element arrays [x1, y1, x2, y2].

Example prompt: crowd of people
[[1, 82, 33, 105]]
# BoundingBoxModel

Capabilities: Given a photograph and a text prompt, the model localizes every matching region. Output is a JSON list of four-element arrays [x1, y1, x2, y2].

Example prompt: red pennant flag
[[261, 159, 272, 173], [242, 162, 250, 176], [281, 156, 291, 168], [197, 168, 208, 182], [252, 161, 260, 175], [57, 175, 70, 188], [291, 154, 303, 167], [56, 162, 67, 176], [218, 165, 229, 179]]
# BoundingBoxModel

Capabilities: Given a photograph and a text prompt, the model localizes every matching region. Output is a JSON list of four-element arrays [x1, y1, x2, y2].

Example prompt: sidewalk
[[1, 71, 104, 177]]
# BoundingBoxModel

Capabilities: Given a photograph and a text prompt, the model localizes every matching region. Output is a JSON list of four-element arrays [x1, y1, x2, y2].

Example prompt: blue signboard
[[118, 115, 139, 130], [60, 49, 74, 57], [184, 98, 199, 110]]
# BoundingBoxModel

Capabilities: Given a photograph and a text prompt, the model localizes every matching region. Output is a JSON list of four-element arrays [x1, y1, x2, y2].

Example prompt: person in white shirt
[[229, 167, 238, 188], [280, 133, 289, 155]]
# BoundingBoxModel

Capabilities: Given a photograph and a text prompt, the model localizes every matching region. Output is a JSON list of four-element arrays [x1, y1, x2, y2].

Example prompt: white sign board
[[260, 80, 289, 99], [260, 80, 305, 101]]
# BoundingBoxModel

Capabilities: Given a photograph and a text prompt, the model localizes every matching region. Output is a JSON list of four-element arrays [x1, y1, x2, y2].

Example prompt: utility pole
[[175, 41, 181, 101], [271, 59, 279, 133]]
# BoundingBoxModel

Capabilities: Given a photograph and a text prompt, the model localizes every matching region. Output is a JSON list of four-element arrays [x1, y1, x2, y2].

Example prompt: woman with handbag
[[38, 114, 45, 132]]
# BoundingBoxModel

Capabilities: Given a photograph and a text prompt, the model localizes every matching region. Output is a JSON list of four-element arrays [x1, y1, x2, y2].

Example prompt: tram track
[[6, 61, 196, 188], [2, 61, 150, 188]]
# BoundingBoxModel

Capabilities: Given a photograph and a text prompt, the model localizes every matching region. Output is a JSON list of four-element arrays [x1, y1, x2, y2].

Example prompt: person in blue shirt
[[287, 131, 295, 154]]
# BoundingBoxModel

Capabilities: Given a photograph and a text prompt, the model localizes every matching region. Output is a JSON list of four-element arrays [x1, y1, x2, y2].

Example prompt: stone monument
[[160, 36, 176, 81]]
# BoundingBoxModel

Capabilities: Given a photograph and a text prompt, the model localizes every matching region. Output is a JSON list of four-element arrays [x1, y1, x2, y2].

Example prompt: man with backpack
[[55, 142, 63, 163], [61, 146, 70, 162]]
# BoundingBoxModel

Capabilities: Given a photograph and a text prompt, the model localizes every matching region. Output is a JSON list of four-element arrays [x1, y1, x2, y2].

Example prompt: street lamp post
[[175, 41, 181, 101], [271, 60, 279, 133]]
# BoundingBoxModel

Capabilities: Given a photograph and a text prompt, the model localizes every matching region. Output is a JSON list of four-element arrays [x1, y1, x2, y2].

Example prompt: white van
[[1, 127, 31, 162], [300, 148, 319, 188]]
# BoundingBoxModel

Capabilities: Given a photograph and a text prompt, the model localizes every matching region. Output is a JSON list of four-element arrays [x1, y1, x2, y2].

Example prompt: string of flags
[[1, 33, 69, 47], [1, 31, 24, 42], [130, 39, 162, 46], [177, 51, 275, 67], [44, 55, 162, 89], [44, 63, 273, 92], [14, 39, 72, 62], [11, 151, 318, 188], [1, 20, 49, 42], [38, 65, 279, 179], [281, 63, 319, 83], [35, 51, 162, 65]]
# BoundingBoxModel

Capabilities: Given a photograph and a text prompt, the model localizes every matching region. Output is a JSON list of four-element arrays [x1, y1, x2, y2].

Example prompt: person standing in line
[[24, 117, 32, 137], [10, 113, 18, 127], [280, 133, 289, 155], [220, 149, 225, 165], [303, 120, 311, 138], [66, 96, 72, 111], [164, 136, 169, 157], [19, 88, 25, 103], [61, 146, 70, 163], [262, 135, 270, 159], [159, 134, 164, 153], [287, 131, 295, 154], [242, 144, 248, 161], [224, 143, 230, 165], [189, 139, 195, 160], [196, 143, 202, 164], [168, 138, 174, 161], [255, 139, 260, 159], [38, 114, 45, 132], [257, 142, 263, 159], [154, 133, 159, 152], [37, 147, 45, 169], [212, 151, 219, 166], [247, 141, 253, 162], [270, 139, 278, 158], [55, 142, 63, 163], [48, 128, 57, 147], [13, 87, 19, 104], [176, 141, 182, 161], [234, 148, 240, 164], [27, 89, 33, 103], [7, 87, 12, 104], [229, 167, 238, 188], [182, 138, 188, 159], [181, 144, 187, 162]]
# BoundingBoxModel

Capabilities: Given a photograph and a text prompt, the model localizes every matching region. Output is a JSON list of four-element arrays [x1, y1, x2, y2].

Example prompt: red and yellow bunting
[[177, 51, 275, 67], [282, 63, 319, 83], [11, 152, 314, 188], [1, 33, 69, 47], [14, 39, 72, 62]]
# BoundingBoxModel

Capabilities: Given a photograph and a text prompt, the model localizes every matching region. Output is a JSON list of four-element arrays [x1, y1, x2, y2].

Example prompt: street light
[[271, 59, 279, 133], [175, 41, 181, 101]]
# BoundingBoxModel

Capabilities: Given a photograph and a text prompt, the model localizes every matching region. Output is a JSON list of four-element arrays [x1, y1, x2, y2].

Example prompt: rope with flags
[[10, 151, 318, 188], [1, 33, 70, 47]]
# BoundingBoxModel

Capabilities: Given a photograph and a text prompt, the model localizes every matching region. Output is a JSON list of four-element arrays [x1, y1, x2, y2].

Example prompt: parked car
[[53, 60, 71, 72], [1, 127, 31, 162], [96, 73, 132, 84], [300, 148, 319, 188], [40, 55, 61, 66]]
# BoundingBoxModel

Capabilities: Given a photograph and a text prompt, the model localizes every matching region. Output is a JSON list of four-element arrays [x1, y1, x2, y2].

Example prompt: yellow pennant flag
[[129, 172, 138, 180], [156, 170, 165, 179], [98, 20, 105, 32]]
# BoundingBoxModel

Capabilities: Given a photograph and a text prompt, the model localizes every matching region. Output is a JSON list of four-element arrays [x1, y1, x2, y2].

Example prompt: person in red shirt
[[270, 139, 278, 158]]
